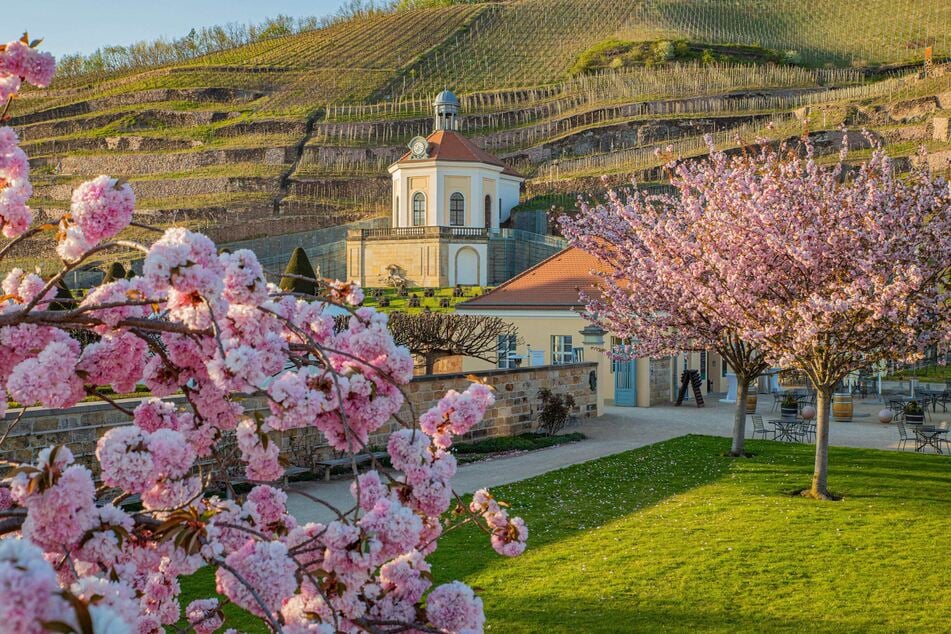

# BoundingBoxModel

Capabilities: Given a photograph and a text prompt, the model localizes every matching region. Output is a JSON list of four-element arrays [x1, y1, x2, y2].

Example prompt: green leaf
[[61, 591, 94, 634]]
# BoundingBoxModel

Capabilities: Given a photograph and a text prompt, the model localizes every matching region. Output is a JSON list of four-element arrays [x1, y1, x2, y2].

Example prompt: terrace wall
[[487, 229, 566, 284], [0, 363, 598, 477]]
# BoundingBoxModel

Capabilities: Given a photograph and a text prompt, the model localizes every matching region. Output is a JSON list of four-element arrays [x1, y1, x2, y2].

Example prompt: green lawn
[[886, 364, 951, 383], [452, 432, 586, 464], [179, 436, 951, 632], [361, 286, 491, 314]]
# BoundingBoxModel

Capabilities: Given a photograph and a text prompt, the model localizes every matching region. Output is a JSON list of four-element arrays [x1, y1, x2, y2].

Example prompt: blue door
[[614, 358, 637, 406]]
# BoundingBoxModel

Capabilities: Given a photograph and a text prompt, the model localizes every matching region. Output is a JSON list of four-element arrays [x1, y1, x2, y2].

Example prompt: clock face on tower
[[408, 136, 429, 159]]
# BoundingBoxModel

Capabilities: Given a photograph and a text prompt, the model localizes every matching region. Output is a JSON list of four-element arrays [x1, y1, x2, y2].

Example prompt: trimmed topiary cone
[[49, 279, 75, 311], [280, 247, 317, 296], [102, 261, 126, 284]]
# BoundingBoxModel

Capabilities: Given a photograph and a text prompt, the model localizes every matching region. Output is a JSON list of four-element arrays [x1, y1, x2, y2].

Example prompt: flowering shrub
[[534, 388, 576, 436], [0, 36, 525, 632]]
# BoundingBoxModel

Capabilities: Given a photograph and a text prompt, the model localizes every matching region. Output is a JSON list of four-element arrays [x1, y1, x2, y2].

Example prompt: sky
[[6, 1, 350, 58]]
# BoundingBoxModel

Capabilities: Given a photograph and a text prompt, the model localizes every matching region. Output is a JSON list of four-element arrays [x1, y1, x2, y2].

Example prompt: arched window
[[449, 192, 465, 226], [412, 192, 426, 226], [484, 195, 492, 228]]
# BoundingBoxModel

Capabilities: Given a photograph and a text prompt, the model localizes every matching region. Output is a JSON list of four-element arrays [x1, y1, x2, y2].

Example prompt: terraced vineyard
[[393, 0, 951, 97], [645, 0, 951, 68], [5, 0, 950, 274]]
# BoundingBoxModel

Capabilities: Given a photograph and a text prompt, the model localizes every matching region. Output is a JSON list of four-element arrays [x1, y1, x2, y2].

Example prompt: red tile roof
[[395, 130, 522, 178], [457, 247, 611, 311]]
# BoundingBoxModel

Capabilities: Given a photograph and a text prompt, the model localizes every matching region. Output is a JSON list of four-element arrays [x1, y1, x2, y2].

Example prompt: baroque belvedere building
[[346, 90, 524, 287]]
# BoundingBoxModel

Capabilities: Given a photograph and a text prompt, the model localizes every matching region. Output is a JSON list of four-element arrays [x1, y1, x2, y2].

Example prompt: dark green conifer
[[102, 261, 126, 284], [279, 247, 317, 296], [49, 279, 75, 311]]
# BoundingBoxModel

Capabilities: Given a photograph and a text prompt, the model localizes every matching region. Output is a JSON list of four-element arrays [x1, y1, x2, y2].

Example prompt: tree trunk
[[424, 353, 436, 375], [730, 378, 749, 456], [809, 386, 833, 499]]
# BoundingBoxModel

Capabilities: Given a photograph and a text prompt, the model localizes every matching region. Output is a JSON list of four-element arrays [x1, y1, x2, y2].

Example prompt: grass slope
[[432, 435, 951, 632], [179, 435, 950, 632]]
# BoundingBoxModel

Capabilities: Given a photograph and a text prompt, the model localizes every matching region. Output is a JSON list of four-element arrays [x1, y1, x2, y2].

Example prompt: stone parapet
[[1, 363, 599, 476]]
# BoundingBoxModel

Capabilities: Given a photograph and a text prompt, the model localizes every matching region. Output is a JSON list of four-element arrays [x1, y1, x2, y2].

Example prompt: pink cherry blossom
[[77, 331, 147, 394], [78, 278, 153, 333], [186, 598, 223, 634], [133, 397, 190, 433], [70, 576, 143, 631], [0, 126, 32, 238], [6, 339, 84, 408], [0, 74, 20, 102], [69, 175, 135, 243], [0, 39, 55, 86], [2, 268, 55, 306], [215, 539, 296, 618], [426, 581, 485, 634], [236, 418, 284, 482], [0, 538, 63, 633], [96, 426, 155, 494], [17, 463, 98, 552], [0, 42, 529, 627], [245, 485, 291, 528]]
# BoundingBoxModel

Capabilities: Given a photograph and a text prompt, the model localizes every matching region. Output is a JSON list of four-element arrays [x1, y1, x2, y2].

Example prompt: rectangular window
[[449, 193, 465, 226], [412, 193, 426, 226], [551, 335, 574, 365], [497, 334, 517, 369], [699, 350, 707, 380]]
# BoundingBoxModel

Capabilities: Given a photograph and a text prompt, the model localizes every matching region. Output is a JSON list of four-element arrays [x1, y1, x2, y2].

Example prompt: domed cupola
[[433, 89, 460, 131]]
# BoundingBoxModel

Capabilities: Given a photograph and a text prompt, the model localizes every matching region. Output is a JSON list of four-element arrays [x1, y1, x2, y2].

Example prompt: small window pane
[[497, 334, 517, 368], [413, 193, 426, 226], [450, 193, 465, 226], [551, 335, 574, 365]]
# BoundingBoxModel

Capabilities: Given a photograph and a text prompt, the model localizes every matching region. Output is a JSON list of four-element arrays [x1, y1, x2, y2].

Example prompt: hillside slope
[[5, 0, 950, 273]]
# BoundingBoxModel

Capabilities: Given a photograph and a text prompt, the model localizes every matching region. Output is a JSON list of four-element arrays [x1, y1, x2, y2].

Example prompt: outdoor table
[[916, 390, 942, 412], [770, 418, 803, 442], [914, 426, 948, 454]]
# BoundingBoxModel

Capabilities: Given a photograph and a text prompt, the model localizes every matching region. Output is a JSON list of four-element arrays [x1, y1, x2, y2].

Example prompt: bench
[[313, 451, 388, 482], [224, 465, 312, 498]]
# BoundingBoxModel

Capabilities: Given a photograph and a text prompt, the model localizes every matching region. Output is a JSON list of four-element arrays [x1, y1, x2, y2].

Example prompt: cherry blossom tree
[[559, 185, 770, 458], [0, 36, 525, 632], [564, 134, 951, 498]]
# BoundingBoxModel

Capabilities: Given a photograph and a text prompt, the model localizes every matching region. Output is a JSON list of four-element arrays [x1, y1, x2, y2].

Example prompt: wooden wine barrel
[[832, 393, 853, 422], [746, 393, 758, 414]]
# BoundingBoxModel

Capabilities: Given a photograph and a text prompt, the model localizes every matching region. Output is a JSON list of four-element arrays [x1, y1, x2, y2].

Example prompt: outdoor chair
[[935, 391, 950, 413], [937, 420, 951, 453], [889, 400, 905, 423], [895, 420, 914, 452], [770, 391, 782, 413], [751, 415, 772, 440]]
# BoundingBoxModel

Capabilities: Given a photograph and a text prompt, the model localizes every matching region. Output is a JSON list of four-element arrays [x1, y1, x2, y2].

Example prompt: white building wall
[[499, 176, 521, 223], [390, 161, 522, 229], [448, 242, 488, 286]]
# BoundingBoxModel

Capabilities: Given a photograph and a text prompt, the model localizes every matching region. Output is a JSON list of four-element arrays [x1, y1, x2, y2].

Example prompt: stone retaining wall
[[0, 363, 598, 477], [55, 147, 294, 176], [38, 176, 282, 201]]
